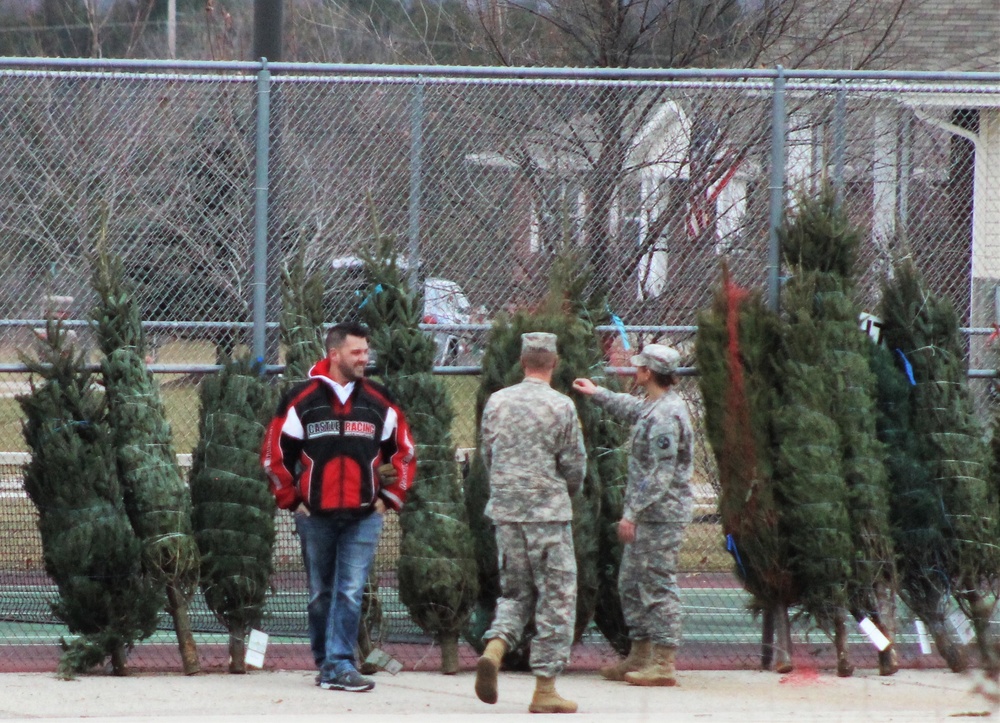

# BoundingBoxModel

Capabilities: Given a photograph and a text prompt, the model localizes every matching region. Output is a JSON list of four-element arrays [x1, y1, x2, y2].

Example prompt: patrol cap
[[521, 332, 558, 354], [630, 343, 680, 374]]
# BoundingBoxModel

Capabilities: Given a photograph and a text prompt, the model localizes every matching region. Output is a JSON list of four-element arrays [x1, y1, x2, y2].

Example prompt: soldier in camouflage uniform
[[573, 343, 693, 687], [474, 332, 587, 715]]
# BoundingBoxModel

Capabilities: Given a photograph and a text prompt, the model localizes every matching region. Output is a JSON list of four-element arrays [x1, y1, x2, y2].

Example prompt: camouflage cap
[[630, 343, 680, 374], [521, 332, 558, 354]]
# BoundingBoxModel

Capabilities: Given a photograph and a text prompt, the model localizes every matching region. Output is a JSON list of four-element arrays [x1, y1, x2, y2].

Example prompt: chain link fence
[[0, 59, 997, 674]]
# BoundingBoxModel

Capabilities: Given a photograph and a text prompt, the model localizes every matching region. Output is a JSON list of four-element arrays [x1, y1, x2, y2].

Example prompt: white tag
[[947, 609, 975, 645], [364, 647, 402, 675], [857, 617, 891, 651], [914, 619, 932, 655], [244, 629, 269, 669]]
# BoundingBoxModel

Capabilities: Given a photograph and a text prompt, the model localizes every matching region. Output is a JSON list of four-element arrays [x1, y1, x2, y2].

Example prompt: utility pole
[[167, 0, 176, 59], [253, 0, 283, 63]]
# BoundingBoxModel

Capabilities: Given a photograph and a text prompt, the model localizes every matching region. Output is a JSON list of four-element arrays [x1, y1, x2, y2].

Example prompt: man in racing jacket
[[261, 321, 415, 692]]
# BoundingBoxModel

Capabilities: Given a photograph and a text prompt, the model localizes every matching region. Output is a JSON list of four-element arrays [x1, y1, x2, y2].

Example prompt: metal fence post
[[833, 86, 847, 206], [408, 80, 424, 291], [252, 59, 272, 365], [768, 66, 787, 313]]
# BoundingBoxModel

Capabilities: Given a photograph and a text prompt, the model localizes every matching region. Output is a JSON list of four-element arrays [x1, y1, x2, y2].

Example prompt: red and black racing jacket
[[260, 357, 416, 515]]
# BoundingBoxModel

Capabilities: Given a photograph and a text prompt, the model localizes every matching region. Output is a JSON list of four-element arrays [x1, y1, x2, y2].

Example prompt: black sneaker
[[320, 667, 375, 692]]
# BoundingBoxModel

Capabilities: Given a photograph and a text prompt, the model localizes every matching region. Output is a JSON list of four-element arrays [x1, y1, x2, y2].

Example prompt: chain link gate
[[0, 58, 997, 673]]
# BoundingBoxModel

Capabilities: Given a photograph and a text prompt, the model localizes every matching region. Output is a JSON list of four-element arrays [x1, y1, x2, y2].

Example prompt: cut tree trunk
[[166, 584, 201, 675], [439, 633, 459, 675], [835, 614, 855, 678], [761, 607, 775, 670], [873, 584, 899, 676], [925, 614, 968, 673], [772, 604, 793, 674], [965, 589, 1000, 675], [110, 643, 129, 676], [229, 631, 247, 674]]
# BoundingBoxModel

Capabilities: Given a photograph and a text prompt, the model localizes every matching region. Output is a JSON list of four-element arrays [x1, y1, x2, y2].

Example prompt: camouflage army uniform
[[592, 386, 694, 648], [480, 376, 587, 678]]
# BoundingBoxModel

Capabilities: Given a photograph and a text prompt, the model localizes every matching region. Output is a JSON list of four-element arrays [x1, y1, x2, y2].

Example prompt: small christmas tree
[[91, 249, 201, 675], [463, 252, 628, 660], [360, 230, 478, 674], [279, 244, 326, 385], [19, 320, 161, 677], [277, 241, 382, 671], [868, 342, 967, 672], [190, 352, 277, 673], [880, 260, 1000, 673]]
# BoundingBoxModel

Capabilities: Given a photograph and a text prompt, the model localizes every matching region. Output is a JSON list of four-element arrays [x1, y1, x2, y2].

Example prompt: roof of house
[[897, 0, 1000, 72]]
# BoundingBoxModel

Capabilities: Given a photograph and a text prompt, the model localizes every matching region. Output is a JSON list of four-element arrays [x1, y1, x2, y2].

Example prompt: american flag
[[686, 159, 742, 239]]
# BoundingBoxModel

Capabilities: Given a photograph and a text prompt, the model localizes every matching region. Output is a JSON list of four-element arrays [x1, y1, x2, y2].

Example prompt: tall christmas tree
[[91, 250, 202, 675], [880, 260, 1000, 673], [359, 232, 478, 674], [779, 193, 898, 676], [190, 352, 276, 673], [551, 256, 631, 657], [697, 266, 795, 671], [463, 252, 628, 661], [699, 191, 899, 676], [773, 271, 855, 674], [19, 321, 162, 677]]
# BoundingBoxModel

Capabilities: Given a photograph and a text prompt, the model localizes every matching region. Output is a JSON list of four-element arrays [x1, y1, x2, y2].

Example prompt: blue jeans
[[295, 510, 384, 679]]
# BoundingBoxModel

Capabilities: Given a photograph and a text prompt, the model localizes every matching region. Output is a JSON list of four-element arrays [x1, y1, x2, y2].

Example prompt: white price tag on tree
[[244, 629, 269, 669]]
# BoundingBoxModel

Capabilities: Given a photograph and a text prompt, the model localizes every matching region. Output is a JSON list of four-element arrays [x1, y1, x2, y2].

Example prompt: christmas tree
[[463, 252, 628, 661], [698, 191, 899, 676], [279, 244, 326, 385], [359, 231, 478, 674], [19, 321, 162, 677], [549, 256, 631, 657], [190, 352, 276, 673], [880, 260, 1000, 673], [868, 341, 968, 672], [779, 193, 898, 676], [277, 242, 382, 671], [91, 250, 202, 675], [696, 266, 795, 670], [772, 270, 855, 673]]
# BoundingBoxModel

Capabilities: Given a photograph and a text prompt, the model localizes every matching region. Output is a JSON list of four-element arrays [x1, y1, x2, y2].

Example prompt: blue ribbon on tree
[[356, 283, 384, 310], [607, 305, 630, 350], [894, 349, 916, 386], [725, 534, 747, 578]]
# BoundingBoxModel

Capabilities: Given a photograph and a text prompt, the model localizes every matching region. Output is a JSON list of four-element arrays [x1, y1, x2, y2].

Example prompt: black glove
[[377, 463, 398, 485]]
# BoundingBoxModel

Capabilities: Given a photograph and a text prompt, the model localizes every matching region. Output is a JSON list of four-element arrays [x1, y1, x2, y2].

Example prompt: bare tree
[[19, 0, 159, 58], [439, 0, 915, 320]]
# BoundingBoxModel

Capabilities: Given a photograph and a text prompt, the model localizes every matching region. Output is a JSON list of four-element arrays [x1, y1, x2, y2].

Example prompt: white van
[[422, 277, 473, 365], [326, 256, 473, 366]]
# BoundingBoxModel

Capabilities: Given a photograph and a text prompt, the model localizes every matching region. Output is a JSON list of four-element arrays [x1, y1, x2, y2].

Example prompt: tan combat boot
[[474, 638, 508, 704], [528, 675, 577, 714], [624, 644, 677, 687], [599, 638, 651, 681]]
